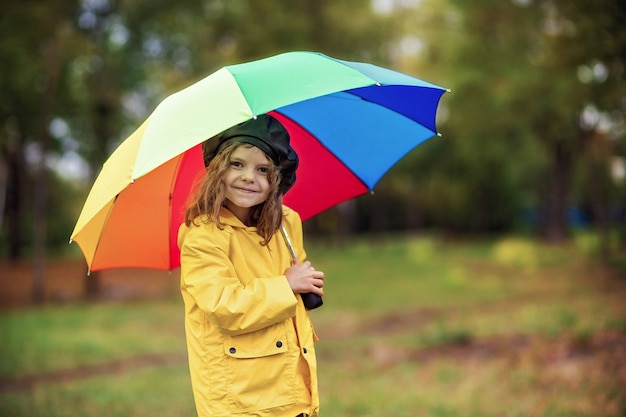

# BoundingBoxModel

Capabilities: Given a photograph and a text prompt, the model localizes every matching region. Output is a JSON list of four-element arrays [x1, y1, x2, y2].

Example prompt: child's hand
[[285, 261, 324, 296]]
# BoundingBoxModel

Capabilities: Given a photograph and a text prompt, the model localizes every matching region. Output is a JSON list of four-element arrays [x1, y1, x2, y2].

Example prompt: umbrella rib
[[167, 153, 186, 270], [88, 193, 120, 273]]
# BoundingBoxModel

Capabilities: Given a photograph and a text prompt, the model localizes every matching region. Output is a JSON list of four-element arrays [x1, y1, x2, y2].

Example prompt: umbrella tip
[[437, 132, 443, 137], [446, 88, 452, 93], [68, 239, 73, 244]]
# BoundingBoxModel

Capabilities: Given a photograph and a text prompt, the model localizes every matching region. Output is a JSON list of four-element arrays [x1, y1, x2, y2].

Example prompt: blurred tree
[[525, 0, 625, 248], [0, 0, 82, 302], [550, 0, 626, 262], [383, 0, 625, 247], [359, 0, 542, 233], [0, 0, 396, 299], [20, 0, 624, 296]]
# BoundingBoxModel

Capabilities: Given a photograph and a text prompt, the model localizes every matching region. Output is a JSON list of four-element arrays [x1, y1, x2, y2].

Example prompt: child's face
[[222, 144, 272, 220]]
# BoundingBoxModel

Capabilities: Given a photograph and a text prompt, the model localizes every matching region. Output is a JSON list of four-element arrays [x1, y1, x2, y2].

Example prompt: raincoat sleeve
[[179, 222, 298, 336]]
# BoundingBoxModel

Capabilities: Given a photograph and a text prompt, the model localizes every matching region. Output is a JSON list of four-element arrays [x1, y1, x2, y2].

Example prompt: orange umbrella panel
[[74, 146, 204, 271]]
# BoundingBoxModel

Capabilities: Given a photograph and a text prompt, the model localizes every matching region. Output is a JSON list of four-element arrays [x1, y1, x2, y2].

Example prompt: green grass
[[0, 301, 185, 379], [0, 365, 195, 417], [1, 232, 625, 417]]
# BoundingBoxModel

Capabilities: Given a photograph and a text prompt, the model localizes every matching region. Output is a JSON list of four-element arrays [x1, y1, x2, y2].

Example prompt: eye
[[230, 160, 243, 168], [258, 166, 269, 174]]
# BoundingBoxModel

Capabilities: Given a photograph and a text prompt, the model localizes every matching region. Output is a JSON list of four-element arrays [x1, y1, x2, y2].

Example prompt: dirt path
[[0, 353, 188, 393], [1, 316, 624, 394]]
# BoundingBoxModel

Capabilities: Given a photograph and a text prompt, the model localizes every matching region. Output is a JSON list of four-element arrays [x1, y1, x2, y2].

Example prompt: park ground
[[1, 235, 626, 416]]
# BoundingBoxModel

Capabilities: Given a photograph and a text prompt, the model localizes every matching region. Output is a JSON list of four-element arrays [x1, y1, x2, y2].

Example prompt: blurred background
[[1, 1, 625, 416], [2, 0, 626, 300]]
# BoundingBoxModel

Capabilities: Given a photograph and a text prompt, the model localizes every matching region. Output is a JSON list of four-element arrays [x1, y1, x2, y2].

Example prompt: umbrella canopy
[[71, 51, 448, 272]]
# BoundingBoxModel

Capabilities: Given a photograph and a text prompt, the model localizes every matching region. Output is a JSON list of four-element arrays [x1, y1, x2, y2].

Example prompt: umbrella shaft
[[280, 224, 298, 264]]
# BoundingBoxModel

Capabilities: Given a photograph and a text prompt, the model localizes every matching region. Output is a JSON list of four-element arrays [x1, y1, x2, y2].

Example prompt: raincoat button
[[303, 347, 308, 354], [276, 341, 283, 348], [229, 347, 236, 354]]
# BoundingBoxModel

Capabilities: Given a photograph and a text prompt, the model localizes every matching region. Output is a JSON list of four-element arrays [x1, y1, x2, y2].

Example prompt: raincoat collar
[[218, 206, 258, 231]]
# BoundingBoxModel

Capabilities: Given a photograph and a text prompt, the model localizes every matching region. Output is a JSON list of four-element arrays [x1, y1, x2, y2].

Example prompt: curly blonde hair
[[184, 142, 284, 245]]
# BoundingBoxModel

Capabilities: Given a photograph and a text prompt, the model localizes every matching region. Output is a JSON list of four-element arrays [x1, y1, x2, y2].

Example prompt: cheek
[[222, 170, 235, 184]]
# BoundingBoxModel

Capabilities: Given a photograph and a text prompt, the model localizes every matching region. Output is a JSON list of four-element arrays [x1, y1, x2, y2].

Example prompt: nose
[[240, 167, 255, 182]]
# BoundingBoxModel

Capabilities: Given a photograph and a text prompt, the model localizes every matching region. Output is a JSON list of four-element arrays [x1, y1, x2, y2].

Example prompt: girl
[[178, 114, 324, 417]]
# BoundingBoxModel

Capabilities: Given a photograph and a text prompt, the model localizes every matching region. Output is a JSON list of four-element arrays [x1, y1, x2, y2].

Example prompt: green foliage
[[2, 1, 625, 276], [368, 0, 626, 239]]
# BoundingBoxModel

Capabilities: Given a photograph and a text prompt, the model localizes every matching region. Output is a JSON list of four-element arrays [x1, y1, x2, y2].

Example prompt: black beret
[[202, 114, 298, 194]]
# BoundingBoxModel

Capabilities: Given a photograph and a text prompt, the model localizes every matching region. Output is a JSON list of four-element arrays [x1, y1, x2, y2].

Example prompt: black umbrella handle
[[280, 224, 323, 310]]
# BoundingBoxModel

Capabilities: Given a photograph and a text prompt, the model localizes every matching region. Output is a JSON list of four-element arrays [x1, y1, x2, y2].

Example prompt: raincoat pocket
[[222, 323, 297, 412]]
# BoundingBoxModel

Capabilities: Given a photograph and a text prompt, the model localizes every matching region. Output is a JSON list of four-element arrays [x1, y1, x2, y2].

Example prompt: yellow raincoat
[[178, 206, 319, 417]]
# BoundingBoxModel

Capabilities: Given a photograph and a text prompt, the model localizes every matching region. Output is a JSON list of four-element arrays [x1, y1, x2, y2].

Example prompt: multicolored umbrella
[[70, 51, 448, 272]]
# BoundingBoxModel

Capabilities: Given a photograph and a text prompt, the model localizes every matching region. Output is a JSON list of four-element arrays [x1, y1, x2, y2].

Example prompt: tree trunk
[[85, 270, 102, 300], [588, 157, 611, 264], [539, 141, 573, 244], [368, 198, 388, 233], [406, 184, 423, 231], [621, 171, 626, 252], [3, 123, 24, 260], [32, 29, 62, 303], [335, 199, 356, 244], [82, 96, 115, 299], [0, 154, 6, 238], [617, 140, 626, 252]]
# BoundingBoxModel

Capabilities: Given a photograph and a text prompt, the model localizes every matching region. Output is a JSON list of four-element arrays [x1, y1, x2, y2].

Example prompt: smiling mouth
[[235, 187, 257, 193]]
